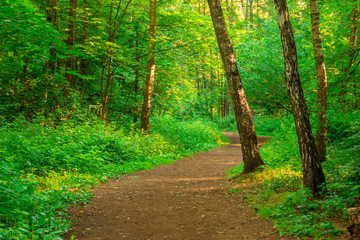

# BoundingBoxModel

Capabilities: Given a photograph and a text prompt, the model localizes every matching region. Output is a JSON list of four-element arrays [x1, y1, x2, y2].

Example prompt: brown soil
[[65, 132, 297, 240]]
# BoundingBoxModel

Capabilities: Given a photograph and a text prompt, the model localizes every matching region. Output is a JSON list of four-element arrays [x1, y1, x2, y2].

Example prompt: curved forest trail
[[65, 132, 297, 240]]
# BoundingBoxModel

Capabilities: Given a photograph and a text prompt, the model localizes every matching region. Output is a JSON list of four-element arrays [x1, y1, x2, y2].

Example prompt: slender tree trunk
[[141, 0, 157, 132], [23, 59, 33, 121], [208, 0, 264, 173], [79, 0, 88, 92], [274, 0, 326, 195], [65, 0, 77, 87], [225, 0, 233, 28], [249, 0, 254, 29], [225, 88, 230, 115], [309, 0, 328, 163], [204, 0, 206, 15], [45, 0, 60, 120], [219, 79, 223, 117], [245, 0, 249, 21], [134, 31, 140, 126], [241, 0, 246, 20], [340, 1, 358, 109], [99, 0, 133, 120], [350, 2, 358, 109], [99, 0, 113, 120]]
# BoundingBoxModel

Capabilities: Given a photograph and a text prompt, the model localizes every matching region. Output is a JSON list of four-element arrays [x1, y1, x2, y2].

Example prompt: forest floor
[[65, 132, 298, 240]]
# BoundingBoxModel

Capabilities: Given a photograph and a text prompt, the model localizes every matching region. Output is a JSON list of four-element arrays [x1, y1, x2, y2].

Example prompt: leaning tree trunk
[[207, 0, 264, 173], [141, 0, 157, 132], [274, 0, 326, 195], [309, 0, 328, 163]]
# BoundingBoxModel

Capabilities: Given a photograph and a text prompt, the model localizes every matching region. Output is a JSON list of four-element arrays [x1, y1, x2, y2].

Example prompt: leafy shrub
[[227, 113, 359, 239], [215, 115, 237, 132], [152, 116, 227, 155], [0, 116, 225, 239], [0, 161, 92, 240]]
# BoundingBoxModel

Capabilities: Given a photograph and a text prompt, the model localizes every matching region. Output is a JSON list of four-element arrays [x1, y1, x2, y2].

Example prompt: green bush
[[0, 116, 225, 239], [152, 116, 227, 155], [227, 113, 359, 238]]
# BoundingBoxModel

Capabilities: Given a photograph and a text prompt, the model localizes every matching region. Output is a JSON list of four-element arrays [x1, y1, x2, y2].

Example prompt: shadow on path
[[65, 133, 296, 240]]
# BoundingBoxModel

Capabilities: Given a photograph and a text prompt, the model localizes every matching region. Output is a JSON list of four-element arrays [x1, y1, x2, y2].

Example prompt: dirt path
[[66, 132, 296, 240]]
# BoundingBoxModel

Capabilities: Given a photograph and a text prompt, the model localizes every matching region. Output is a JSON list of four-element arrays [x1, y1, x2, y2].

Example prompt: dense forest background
[[0, 0, 359, 239]]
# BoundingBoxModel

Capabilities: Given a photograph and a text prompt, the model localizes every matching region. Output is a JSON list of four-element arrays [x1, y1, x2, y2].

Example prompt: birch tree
[[274, 0, 326, 194], [309, 0, 328, 163], [207, 0, 264, 173]]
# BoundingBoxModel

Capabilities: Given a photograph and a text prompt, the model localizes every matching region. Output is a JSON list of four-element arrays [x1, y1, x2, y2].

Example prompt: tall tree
[[141, 0, 157, 132], [100, 0, 132, 120], [65, 0, 77, 88], [225, 0, 234, 28], [274, 0, 326, 194], [249, 0, 254, 29], [207, 0, 264, 173], [309, 0, 328, 163], [340, 1, 358, 109]]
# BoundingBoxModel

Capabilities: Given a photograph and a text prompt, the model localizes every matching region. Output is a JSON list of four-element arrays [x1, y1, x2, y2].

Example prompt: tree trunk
[[225, 0, 233, 28], [241, 0, 248, 22], [65, 0, 77, 87], [350, 2, 358, 109], [23, 59, 33, 121], [274, 0, 326, 195], [79, 0, 88, 92], [225, 87, 230, 115], [249, 0, 254, 29], [134, 30, 140, 126], [141, 0, 157, 132], [99, 0, 113, 120], [99, 0, 133, 120], [208, 0, 264, 173], [340, 1, 358, 109], [309, 0, 328, 163]]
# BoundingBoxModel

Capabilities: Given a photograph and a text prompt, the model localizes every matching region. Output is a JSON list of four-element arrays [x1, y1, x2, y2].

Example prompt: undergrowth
[[0, 116, 226, 239], [226, 111, 360, 239]]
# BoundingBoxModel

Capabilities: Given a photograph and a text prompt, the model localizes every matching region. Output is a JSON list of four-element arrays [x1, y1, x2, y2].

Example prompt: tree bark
[[23, 59, 33, 121], [241, 0, 248, 22], [309, 0, 327, 163], [274, 0, 326, 195], [225, 0, 233, 28], [99, 0, 132, 120], [340, 1, 358, 109], [99, 0, 113, 120], [65, 0, 77, 87], [134, 28, 140, 127], [208, 0, 264, 173], [141, 0, 157, 132], [249, 0, 254, 29], [79, 0, 88, 92], [351, 2, 359, 109]]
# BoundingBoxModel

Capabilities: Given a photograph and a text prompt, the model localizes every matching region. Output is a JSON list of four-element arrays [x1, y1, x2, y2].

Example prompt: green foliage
[[260, 189, 346, 238], [0, 116, 224, 239], [259, 116, 301, 169], [0, 161, 92, 240], [227, 112, 359, 238], [215, 115, 237, 132], [152, 116, 228, 155]]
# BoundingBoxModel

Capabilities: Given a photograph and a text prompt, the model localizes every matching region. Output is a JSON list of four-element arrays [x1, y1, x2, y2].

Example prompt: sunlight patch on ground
[[145, 177, 223, 182]]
